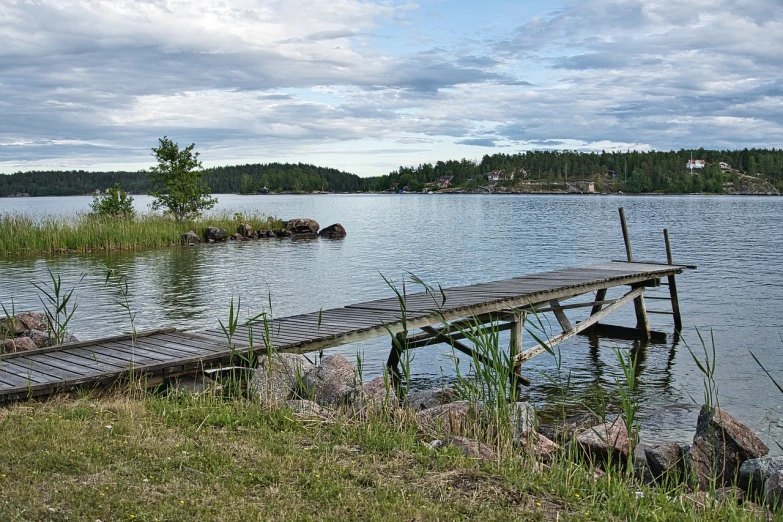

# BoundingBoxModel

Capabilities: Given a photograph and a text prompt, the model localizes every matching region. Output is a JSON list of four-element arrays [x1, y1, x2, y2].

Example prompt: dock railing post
[[618, 207, 651, 339], [664, 228, 683, 331], [509, 312, 525, 399]]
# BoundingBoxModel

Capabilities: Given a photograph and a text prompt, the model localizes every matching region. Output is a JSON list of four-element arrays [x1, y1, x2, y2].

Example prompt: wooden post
[[618, 207, 650, 339], [664, 229, 683, 331], [509, 312, 525, 397], [386, 332, 405, 387]]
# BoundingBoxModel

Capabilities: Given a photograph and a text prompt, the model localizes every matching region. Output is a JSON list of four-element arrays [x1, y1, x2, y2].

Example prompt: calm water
[[1, 194, 782, 448]]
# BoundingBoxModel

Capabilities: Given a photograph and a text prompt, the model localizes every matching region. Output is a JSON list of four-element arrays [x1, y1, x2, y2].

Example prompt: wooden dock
[[0, 260, 689, 402]]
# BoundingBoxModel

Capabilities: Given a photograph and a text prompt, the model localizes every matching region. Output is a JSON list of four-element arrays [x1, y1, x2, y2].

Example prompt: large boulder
[[357, 375, 395, 412], [416, 401, 481, 436], [286, 218, 320, 235], [739, 457, 783, 497], [204, 226, 228, 242], [765, 469, 783, 508], [403, 387, 458, 411], [689, 405, 768, 489], [575, 417, 633, 467], [2, 336, 37, 353], [645, 442, 687, 482], [1, 312, 48, 336], [180, 230, 200, 245], [302, 354, 359, 407], [250, 353, 315, 407], [237, 223, 255, 238], [318, 223, 346, 239]]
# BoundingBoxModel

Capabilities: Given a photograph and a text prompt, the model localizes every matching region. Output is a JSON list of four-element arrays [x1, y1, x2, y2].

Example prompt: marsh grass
[[0, 210, 284, 255]]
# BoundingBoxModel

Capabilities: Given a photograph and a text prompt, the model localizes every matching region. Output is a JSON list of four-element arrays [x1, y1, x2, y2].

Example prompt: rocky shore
[[1, 311, 78, 353], [180, 218, 346, 245], [172, 352, 783, 514]]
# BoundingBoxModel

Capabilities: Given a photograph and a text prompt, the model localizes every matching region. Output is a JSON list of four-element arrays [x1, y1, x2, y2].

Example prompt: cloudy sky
[[1, 0, 781, 176]]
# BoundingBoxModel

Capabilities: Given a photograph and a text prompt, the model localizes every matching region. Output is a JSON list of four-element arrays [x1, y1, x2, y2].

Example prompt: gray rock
[[645, 442, 686, 481], [510, 401, 536, 439], [689, 405, 768, 488], [286, 218, 320, 234], [575, 417, 633, 467], [539, 412, 602, 444], [204, 226, 228, 242], [443, 435, 494, 460], [2, 336, 37, 353], [250, 353, 315, 407], [318, 223, 346, 239], [302, 354, 359, 407], [403, 387, 458, 411], [764, 469, 783, 509], [286, 399, 327, 417], [168, 374, 219, 394], [22, 329, 49, 348], [519, 431, 559, 462], [237, 223, 255, 238], [416, 401, 480, 436], [257, 230, 276, 238], [275, 229, 292, 238], [180, 230, 200, 245], [740, 457, 783, 496], [359, 376, 395, 410]]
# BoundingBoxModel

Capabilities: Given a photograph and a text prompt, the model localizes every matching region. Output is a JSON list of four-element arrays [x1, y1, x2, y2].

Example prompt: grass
[[0, 211, 284, 255], [0, 390, 770, 521]]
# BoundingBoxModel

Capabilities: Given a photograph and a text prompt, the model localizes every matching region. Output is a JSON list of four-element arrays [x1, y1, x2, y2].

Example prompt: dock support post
[[386, 332, 405, 387], [509, 312, 525, 398], [619, 207, 651, 339], [664, 229, 683, 331]]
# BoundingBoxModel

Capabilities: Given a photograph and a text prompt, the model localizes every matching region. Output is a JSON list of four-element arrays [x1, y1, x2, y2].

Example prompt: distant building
[[487, 170, 514, 182], [436, 176, 452, 189], [687, 159, 706, 171], [719, 161, 731, 171]]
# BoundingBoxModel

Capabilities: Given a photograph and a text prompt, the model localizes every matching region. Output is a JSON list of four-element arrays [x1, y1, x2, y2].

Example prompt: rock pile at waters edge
[[181, 219, 347, 245], [1, 311, 79, 353]]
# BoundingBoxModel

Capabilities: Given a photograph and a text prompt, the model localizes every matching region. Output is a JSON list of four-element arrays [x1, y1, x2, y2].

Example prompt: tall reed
[[0, 210, 283, 255]]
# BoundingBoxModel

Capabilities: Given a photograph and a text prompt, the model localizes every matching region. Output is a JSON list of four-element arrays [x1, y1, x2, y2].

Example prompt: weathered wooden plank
[[13, 355, 90, 380]]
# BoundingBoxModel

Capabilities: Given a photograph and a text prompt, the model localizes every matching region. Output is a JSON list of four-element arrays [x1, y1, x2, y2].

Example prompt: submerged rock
[[689, 405, 768, 488], [318, 223, 346, 239]]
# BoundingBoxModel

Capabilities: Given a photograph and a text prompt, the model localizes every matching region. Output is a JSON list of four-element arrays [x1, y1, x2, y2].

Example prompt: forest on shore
[[1, 148, 782, 197]]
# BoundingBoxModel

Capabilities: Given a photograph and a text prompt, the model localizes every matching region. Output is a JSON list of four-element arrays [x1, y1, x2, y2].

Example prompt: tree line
[[365, 148, 783, 193], [0, 162, 364, 197], [2, 147, 782, 197]]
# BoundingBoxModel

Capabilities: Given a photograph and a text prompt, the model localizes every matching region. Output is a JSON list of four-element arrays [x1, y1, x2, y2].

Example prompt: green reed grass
[[0, 210, 284, 255]]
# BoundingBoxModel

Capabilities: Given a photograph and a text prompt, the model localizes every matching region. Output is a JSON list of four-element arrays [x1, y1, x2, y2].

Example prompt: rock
[[237, 223, 255, 238], [257, 230, 276, 238], [575, 417, 633, 467], [689, 405, 768, 488], [286, 399, 328, 417], [359, 376, 395, 410], [231, 232, 246, 241], [168, 374, 219, 394], [539, 412, 602, 443], [286, 218, 320, 235], [764, 469, 783, 509], [204, 226, 228, 242], [740, 457, 783, 497], [510, 402, 536, 439], [22, 329, 50, 348], [2, 336, 37, 353], [318, 223, 346, 239], [250, 353, 315, 407], [302, 354, 359, 407], [2, 311, 49, 336], [276, 229, 292, 238], [713, 486, 744, 504], [645, 442, 686, 481], [62, 333, 79, 345], [519, 431, 559, 462], [180, 230, 200, 245], [416, 401, 480, 436], [443, 436, 494, 460], [403, 387, 458, 411]]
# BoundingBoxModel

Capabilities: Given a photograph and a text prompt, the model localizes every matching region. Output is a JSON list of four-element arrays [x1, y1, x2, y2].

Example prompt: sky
[[1, 0, 782, 177]]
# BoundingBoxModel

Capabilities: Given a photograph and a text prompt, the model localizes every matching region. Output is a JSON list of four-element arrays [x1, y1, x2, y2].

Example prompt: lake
[[1, 193, 781, 449]]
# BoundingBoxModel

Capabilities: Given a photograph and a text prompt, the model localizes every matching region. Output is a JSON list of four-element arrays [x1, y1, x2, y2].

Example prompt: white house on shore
[[686, 159, 706, 171], [487, 170, 514, 182]]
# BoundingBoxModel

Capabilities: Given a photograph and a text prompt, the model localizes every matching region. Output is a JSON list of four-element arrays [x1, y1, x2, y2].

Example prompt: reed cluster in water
[[0, 211, 284, 255]]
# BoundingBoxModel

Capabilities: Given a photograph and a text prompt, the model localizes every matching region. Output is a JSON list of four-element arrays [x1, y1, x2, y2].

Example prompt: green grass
[[0, 391, 771, 521], [0, 211, 284, 255]]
